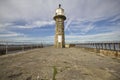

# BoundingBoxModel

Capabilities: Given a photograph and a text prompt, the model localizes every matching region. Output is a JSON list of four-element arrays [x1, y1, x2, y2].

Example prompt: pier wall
[[76, 42, 120, 58]]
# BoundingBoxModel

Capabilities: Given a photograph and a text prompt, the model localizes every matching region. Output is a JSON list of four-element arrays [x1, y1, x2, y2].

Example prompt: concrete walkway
[[0, 47, 120, 80]]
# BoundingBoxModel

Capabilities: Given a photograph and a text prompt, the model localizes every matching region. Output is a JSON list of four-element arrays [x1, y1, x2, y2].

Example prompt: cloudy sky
[[0, 0, 120, 43]]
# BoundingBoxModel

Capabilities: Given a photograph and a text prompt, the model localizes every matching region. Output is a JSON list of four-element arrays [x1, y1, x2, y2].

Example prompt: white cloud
[[0, 35, 54, 43], [65, 31, 120, 43], [0, 33, 22, 37], [0, 0, 120, 42], [0, 0, 120, 22], [32, 20, 54, 28], [0, 23, 13, 29], [65, 18, 73, 31], [16, 20, 55, 29], [0, 20, 54, 29], [0, 0, 58, 22], [65, 20, 95, 35], [0, 30, 24, 38]]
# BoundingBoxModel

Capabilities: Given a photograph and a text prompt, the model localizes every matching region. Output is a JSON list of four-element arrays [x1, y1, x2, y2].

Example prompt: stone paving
[[0, 47, 120, 80]]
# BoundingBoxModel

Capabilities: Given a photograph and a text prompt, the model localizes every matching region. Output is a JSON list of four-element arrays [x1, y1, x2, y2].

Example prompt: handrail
[[76, 42, 120, 51], [0, 41, 44, 55]]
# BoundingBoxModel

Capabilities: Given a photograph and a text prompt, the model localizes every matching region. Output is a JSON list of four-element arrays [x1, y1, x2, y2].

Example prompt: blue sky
[[0, 0, 120, 44]]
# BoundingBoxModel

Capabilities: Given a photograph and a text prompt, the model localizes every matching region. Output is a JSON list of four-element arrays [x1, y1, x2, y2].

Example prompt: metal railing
[[76, 41, 120, 51], [0, 41, 44, 55]]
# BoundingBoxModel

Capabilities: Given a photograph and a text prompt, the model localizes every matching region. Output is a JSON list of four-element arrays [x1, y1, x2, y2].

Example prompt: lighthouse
[[53, 4, 66, 48]]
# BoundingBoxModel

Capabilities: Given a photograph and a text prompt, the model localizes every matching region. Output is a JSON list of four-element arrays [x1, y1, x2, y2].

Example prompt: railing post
[[5, 42, 8, 54], [96, 43, 98, 49], [108, 43, 111, 50], [37, 44, 39, 48], [98, 43, 100, 50], [113, 43, 116, 51], [94, 43, 96, 49], [118, 43, 120, 52], [104, 43, 107, 50], [101, 43, 103, 50], [92, 43, 94, 48], [31, 44, 32, 49], [22, 43, 24, 51]]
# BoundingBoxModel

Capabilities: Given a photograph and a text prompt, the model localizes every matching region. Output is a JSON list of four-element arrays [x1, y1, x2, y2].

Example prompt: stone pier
[[0, 47, 120, 80]]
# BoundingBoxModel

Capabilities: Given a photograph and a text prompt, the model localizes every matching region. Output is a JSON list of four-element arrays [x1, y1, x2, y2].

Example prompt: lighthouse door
[[58, 35, 62, 43]]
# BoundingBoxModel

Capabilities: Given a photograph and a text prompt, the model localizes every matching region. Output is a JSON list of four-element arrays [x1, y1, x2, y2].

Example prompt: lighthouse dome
[[55, 4, 64, 15]]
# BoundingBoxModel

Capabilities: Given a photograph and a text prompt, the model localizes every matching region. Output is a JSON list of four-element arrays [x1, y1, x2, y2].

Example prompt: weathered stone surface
[[0, 47, 120, 80], [54, 5, 66, 48]]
